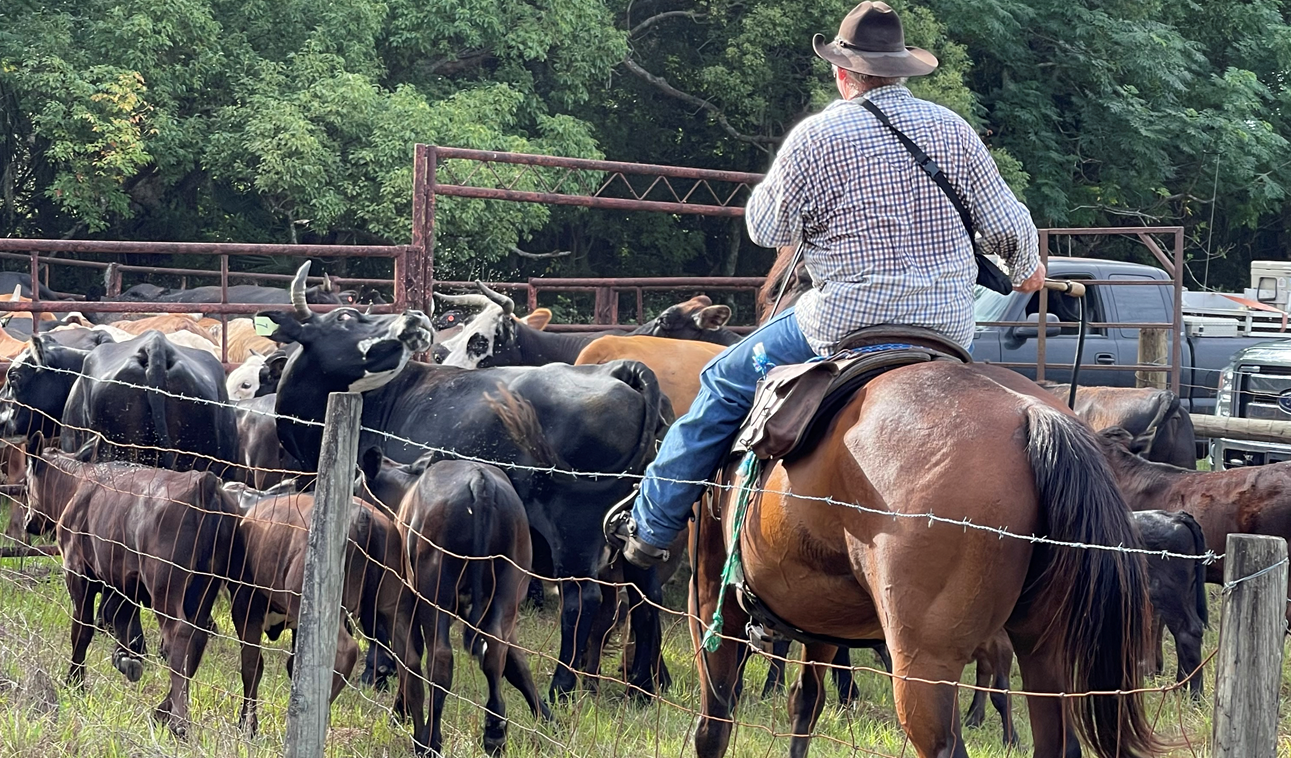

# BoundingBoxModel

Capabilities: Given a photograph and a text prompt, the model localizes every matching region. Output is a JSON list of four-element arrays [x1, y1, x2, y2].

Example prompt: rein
[[700, 451, 762, 652]]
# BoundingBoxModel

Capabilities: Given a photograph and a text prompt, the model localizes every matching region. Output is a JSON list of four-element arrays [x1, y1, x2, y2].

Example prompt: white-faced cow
[[433, 282, 740, 368], [266, 261, 673, 699]]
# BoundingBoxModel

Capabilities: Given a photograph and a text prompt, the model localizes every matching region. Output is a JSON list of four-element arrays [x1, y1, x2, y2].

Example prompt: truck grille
[[1235, 364, 1291, 420]]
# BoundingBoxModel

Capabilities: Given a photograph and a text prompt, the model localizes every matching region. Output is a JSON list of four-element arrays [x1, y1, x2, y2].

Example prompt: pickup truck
[[972, 258, 1275, 415], [1210, 342, 1291, 469]]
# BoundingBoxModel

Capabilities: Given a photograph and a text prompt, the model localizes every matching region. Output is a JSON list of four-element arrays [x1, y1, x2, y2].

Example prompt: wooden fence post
[[1136, 327, 1168, 389], [284, 391, 363, 758], [1212, 533, 1287, 758]]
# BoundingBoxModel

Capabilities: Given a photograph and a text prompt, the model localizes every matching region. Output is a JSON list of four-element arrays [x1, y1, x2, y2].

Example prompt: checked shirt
[[747, 85, 1040, 353]]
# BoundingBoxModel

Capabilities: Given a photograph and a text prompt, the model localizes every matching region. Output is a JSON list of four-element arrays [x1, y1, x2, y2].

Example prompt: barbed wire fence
[[0, 368, 1280, 758]]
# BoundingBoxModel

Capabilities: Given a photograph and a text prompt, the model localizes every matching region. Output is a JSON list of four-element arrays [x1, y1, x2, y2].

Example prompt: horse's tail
[[1024, 403, 1160, 758], [1175, 511, 1210, 628]]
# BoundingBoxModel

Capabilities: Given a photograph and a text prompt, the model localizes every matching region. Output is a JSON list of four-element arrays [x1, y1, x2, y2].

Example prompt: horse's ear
[[693, 304, 732, 330]]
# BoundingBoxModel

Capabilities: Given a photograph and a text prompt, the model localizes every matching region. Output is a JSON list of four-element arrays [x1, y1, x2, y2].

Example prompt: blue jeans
[[631, 307, 816, 549]]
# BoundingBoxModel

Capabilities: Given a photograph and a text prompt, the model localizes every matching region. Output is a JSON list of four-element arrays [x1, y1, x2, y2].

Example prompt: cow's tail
[[602, 359, 672, 472], [187, 473, 243, 622], [483, 382, 567, 470], [1176, 511, 1210, 627], [1023, 403, 1161, 758], [142, 334, 175, 468], [465, 469, 493, 662]]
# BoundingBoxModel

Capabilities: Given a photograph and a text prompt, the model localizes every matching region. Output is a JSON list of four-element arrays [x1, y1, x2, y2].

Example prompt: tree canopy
[[2, 0, 1288, 291]]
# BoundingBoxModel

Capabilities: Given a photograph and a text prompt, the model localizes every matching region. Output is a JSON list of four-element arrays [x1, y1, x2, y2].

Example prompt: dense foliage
[[2, 0, 1288, 290]]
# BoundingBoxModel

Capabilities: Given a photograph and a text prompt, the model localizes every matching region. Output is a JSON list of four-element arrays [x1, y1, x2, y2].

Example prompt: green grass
[[0, 549, 1248, 758]]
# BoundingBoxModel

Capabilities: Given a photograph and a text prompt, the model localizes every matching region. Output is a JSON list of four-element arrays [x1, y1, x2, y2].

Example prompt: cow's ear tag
[[254, 316, 277, 336]]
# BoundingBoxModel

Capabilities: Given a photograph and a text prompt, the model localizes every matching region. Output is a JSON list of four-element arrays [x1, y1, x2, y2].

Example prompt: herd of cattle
[[0, 260, 1287, 754]]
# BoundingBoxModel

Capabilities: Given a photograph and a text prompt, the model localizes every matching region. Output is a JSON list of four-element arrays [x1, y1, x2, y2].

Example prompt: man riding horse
[[606, 1, 1046, 565]]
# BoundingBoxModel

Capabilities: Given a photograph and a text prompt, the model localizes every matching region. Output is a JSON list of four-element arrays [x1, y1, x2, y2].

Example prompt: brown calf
[[25, 434, 243, 737], [228, 491, 413, 737], [371, 456, 550, 756]]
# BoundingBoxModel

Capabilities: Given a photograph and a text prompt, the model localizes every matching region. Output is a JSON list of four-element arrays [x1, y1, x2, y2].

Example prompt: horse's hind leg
[[1010, 633, 1080, 758], [887, 643, 970, 758], [788, 642, 834, 758]]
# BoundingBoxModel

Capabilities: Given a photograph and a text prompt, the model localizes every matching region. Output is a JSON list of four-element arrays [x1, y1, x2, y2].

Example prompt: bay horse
[[693, 249, 1159, 757]]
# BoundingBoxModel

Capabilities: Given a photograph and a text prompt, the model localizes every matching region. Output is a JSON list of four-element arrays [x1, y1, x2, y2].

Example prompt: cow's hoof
[[963, 711, 985, 729], [113, 654, 144, 683], [482, 720, 507, 756], [548, 670, 578, 703]]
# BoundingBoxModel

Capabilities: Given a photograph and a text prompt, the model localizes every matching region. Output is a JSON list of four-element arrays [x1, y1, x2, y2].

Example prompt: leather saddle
[[723, 324, 971, 650], [734, 325, 972, 462]]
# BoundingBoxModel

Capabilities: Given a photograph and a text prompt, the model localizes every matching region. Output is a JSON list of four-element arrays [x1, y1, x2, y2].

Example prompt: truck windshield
[[974, 286, 1012, 324]]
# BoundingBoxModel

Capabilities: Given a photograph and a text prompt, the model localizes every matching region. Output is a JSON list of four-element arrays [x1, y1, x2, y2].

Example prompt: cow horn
[[322, 272, 334, 293], [474, 281, 515, 315], [9, 285, 19, 301], [433, 292, 494, 310], [290, 261, 313, 320]]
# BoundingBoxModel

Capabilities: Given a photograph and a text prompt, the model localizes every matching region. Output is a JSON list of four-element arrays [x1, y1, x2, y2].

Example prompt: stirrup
[[603, 487, 670, 569], [746, 621, 779, 654]]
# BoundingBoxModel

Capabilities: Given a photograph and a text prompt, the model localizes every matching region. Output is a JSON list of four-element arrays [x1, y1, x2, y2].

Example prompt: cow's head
[[638, 295, 732, 341], [0, 336, 90, 440], [431, 282, 519, 368], [262, 261, 432, 394], [23, 431, 96, 536], [226, 351, 268, 401]]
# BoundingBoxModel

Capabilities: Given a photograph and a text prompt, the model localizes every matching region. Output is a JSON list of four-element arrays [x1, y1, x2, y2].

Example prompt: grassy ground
[[0, 545, 1250, 758]]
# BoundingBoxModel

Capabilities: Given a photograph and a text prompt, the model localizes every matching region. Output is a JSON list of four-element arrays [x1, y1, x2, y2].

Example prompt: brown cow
[[216, 318, 278, 362], [364, 455, 550, 756], [25, 433, 243, 737], [113, 314, 216, 342], [576, 335, 723, 418], [228, 490, 413, 737]]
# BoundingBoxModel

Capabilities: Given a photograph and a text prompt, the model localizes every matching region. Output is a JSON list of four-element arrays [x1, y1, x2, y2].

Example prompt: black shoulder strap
[[857, 98, 976, 246]]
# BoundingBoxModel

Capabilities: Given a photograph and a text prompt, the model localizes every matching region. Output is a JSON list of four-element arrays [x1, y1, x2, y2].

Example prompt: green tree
[[1, 0, 624, 277], [926, 0, 1291, 289]]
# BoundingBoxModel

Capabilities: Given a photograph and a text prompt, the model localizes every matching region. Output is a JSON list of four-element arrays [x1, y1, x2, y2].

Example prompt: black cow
[[0, 334, 109, 442], [433, 282, 740, 368], [61, 331, 238, 474], [1130, 509, 1209, 699], [0, 271, 83, 301], [110, 279, 342, 308], [267, 261, 673, 699]]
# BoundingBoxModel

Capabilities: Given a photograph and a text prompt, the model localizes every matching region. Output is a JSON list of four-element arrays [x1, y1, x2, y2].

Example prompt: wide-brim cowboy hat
[[813, 1, 938, 78]]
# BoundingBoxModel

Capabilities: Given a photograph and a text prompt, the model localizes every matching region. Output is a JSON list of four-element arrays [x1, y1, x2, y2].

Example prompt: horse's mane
[[757, 246, 812, 323]]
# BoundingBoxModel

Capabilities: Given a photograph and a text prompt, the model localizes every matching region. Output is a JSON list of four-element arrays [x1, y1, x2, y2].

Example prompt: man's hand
[[1015, 263, 1046, 293]]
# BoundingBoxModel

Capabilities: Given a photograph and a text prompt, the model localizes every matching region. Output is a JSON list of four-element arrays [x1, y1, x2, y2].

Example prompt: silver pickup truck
[[1211, 342, 1291, 468], [973, 258, 1274, 416]]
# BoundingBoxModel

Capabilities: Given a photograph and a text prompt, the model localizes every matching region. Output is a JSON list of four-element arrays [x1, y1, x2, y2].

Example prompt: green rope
[[701, 451, 762, 653]]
